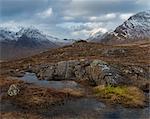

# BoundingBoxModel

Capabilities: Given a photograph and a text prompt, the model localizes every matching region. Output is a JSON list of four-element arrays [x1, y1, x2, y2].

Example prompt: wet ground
[[19, 72, 81, 90], [1, 72, 150, 119]]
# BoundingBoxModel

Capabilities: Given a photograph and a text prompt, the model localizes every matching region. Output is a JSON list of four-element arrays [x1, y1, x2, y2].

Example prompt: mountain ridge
[[89, 10, 150, 44]]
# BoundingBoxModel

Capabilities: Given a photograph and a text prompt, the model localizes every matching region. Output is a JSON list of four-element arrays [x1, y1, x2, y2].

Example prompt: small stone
[[15, 69, 19, 72], [90, 60, 107, 67], [7, 84, 20, 96]]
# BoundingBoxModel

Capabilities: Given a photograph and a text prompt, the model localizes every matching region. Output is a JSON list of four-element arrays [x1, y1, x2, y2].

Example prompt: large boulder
[[85, 60, 130, 86], [37, 64, 55, 80], [36, 60, 80, 80], [56, 60, 80, 80]]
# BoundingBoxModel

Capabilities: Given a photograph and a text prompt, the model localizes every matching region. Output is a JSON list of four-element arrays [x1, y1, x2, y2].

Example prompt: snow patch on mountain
[[88, 28, 107, 41], [0, 27, 18, 41]]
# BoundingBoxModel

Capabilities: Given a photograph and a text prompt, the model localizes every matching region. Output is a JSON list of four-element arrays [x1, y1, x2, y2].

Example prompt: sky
[[0, 0, 150, 39]]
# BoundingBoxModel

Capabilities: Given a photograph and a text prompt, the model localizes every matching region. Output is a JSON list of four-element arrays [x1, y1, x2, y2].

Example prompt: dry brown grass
[[0, 76, 24, 92], [1, 112, 43, 119], [3, 85, 69, 109], [60, 88, 84, 97], [1, 41, 149, 74], [0, 77, 83, 109]]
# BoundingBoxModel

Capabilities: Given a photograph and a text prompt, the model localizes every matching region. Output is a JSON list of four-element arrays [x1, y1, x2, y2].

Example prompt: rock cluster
[[102, 48, 129, 57], [30, 59, 133, 86]]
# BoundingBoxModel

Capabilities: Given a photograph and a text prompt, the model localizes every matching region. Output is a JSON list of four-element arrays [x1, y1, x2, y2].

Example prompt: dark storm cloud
[[0, 0, 149, 39]]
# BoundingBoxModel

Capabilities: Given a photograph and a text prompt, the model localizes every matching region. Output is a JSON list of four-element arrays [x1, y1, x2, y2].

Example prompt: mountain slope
[[90, 10, 150, 44]]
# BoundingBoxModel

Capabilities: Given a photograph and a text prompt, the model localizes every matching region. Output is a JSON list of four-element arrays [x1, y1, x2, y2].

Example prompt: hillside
[[1, 40, 149, 72], [1, 40, 150, 119]]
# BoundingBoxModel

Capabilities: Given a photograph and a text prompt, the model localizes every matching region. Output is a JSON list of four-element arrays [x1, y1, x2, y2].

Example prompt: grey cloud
[[0, 0, 149, 39], [62, 0, 149, 17]]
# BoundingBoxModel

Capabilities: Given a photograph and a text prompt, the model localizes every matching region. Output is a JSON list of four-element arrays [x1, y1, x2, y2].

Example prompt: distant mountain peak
[[16, 27, 49, 42], [88, 28, 107, 41], [0, 26, 59, 60]]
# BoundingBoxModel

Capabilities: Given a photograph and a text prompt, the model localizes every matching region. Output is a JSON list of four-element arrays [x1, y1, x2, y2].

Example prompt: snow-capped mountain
[[17, 27, 49, 41], [89, 10, 150, 44], [0, 26, 64, 46], [0, 26, 75, 45], [0, 27, 59, 60]]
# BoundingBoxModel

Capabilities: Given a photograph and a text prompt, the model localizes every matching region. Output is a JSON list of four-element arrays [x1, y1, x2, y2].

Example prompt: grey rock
[[36, 60, 80, 80], [86, 60, 130, 86], [103, 48, 128, 57]]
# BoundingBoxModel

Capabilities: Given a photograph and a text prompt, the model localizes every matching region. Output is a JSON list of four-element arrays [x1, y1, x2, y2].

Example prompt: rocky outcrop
[[29, 59, 137, 86]]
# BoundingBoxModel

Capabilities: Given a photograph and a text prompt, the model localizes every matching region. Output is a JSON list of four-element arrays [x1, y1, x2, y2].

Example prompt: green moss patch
[[93, 85, 146, 108]]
